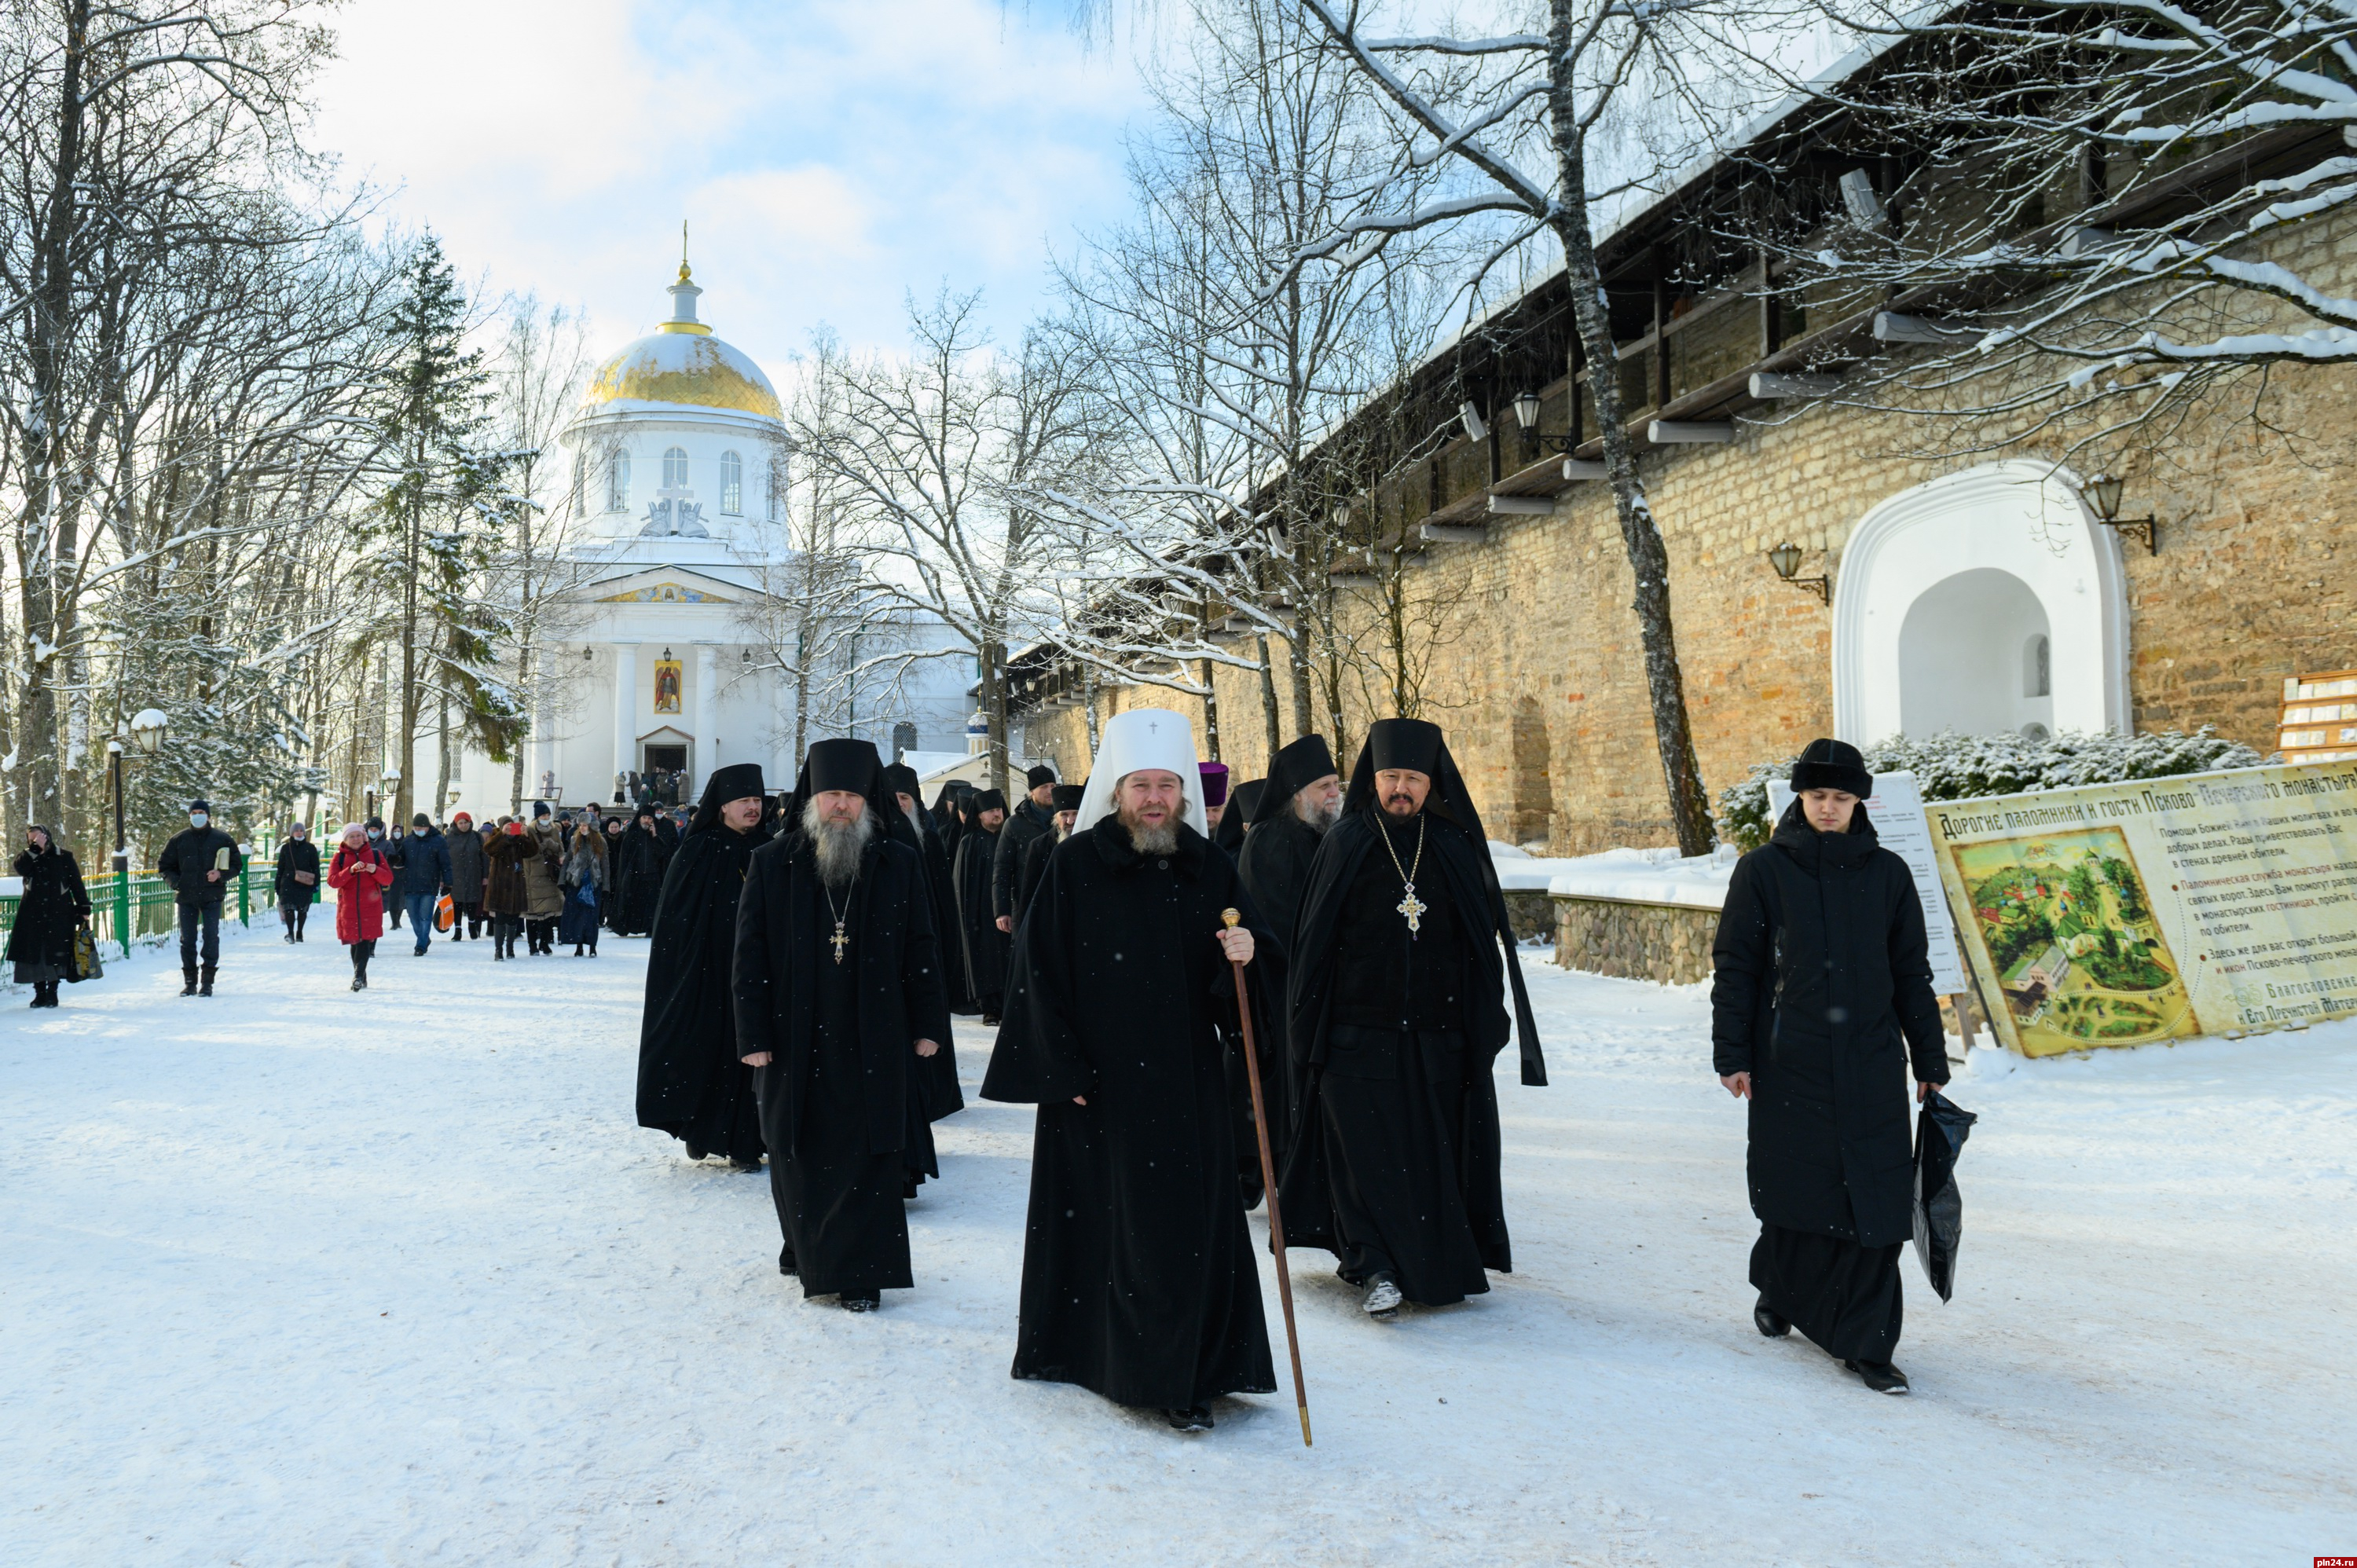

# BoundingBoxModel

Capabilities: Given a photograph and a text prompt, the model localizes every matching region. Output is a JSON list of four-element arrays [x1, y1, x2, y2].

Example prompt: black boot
[[1164, 1405, 1213, 1432], [1846, 1359, 1911, 1395], [199, 965, 215, 997], [1754, 1297, 1790, 1338], [839, 1291, 880, 1313], [181, 966, 200, 997]]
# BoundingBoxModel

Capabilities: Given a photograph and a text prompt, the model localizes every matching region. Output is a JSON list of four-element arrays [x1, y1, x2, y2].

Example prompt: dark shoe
[[350, 976, 365, 992], [1754, 1297, 1790, 1338], [413, 946, 427, 957], [684, 1144, 707, 1161], [840, 1292, 880, 1313], [198, 966, 215, 997], [1845, 1359, 1911, 1395], [181, 969, 199, 996], [1164, 1405, 1213, 1432], [1362, 1273, 1402, 1317], [731, 1157, 762, 1173], [980, 1014, 1001, 1027], [779, 1247, 797, 1277]]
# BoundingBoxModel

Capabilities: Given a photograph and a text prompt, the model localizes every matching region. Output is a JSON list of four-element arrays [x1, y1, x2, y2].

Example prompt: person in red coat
[[327, 821, 396, 992]]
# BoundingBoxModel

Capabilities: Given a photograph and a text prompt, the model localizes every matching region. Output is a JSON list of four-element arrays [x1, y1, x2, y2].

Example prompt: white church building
[[437, 262, 974, 822]]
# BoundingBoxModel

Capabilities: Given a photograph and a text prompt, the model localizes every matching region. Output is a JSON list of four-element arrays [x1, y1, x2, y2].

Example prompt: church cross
[[1397, 882, 1426, 935], [830, 919, 850, 965]]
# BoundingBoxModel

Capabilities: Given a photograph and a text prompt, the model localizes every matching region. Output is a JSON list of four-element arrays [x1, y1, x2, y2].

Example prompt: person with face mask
[[327, 822, 396, 991], [10, 824, 90, 1008], [156, 799, 244, 997], [274, 822, 321, 943]]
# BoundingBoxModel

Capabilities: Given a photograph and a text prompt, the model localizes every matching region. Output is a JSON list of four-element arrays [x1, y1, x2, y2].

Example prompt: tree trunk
[[1548, 2, 1714, 855], [1199, 657, 1222, 760], [980, 636, 1009, 800]]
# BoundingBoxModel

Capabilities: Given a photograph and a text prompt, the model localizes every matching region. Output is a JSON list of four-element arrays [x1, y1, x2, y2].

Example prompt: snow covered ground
[[5, 924, 2353, 1566]]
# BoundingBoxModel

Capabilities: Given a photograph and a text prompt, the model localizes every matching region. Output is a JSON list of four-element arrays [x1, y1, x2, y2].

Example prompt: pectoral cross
[[830, 921, 849, 964], [1396, 882, 1426, 935]]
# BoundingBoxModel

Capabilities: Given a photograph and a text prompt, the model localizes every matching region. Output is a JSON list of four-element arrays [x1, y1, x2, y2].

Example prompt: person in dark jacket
[[9, 825, 90, 1007], [991, 764, 1058, 936], [445, 812, 486, 940], [274, 822, 322, 943], [1014, 782, 1083, 920], [1236, 734, 1341, 947], [383, 822, 408, 930], [1710, 737, 1951, 1397], [482, 819, 534, 960], [398, 814, 453, 955], [1215, 779, 1260, 857], [951, 789, 1009, 1021], [609, 809, 666, 936], [156, 798, 243, 996]]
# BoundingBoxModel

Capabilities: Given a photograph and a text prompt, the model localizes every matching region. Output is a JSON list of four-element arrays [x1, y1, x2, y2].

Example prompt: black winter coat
[[8, 843, 90, 968], [1234, 808, 1321, 949], [1710, 802, 1949, 1248], [445, 827, 486, 903], [157, 826, 242, 906], [992, 797, 1054, 919], [274, 838, 322, 906]]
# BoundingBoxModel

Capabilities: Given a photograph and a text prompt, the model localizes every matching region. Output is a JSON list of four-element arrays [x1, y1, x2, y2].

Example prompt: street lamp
[[115, 709, 169, 875], [1512, 390, 1542, 430], [2080, 474, 2157, 553]]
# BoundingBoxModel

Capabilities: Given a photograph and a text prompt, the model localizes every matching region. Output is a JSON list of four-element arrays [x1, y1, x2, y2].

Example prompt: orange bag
[[434, 894, 456, 932]]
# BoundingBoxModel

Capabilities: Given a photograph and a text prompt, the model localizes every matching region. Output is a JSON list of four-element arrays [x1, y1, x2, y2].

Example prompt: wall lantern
[[2082, 474, 2157, 554], [1765, 540, 1832, 605], [1511, 390, 1542, 430]]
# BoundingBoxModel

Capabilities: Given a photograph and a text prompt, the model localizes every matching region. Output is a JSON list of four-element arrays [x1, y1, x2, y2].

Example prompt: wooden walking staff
[[1222, 907, 1311, 1447]]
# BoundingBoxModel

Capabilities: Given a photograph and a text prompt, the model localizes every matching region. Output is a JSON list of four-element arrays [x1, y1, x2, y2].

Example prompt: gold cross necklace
[[1376, 812, 1428, 935], [821, 875, 853, 964]]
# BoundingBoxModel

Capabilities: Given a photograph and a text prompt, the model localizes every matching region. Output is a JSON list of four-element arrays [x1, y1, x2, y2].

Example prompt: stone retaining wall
[[1552, 894, 1720, 985]]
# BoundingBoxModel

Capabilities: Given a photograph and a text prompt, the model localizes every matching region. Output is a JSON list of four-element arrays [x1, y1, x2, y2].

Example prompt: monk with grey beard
[[735, 738, 952, 1311]]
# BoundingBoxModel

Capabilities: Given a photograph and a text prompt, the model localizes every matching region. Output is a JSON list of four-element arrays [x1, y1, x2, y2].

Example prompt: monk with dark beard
[[735, 739, 952, 1311]]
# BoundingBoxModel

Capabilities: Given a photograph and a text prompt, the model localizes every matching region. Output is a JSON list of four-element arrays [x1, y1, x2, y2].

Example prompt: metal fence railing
[[1, 852, 286, 961]]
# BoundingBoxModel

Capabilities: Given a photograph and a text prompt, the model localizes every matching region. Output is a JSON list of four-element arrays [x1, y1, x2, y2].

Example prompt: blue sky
[[310, 0, 1147, 375]]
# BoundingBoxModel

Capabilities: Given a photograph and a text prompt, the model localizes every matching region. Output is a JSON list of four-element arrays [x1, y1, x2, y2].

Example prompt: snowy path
[[4, 925, 2353, 1566]]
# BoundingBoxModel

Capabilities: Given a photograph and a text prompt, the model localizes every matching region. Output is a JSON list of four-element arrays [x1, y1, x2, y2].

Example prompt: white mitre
[[1074, 708, 1207, 834]]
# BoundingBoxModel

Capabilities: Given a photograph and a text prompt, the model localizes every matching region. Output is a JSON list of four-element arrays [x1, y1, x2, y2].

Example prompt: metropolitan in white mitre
[[980, 709, 1287, 1433]]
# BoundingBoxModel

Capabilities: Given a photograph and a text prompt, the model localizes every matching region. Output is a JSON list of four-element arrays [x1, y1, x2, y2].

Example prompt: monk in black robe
[[735, 739, 952, 1311], [1236, 735, 1340, 947], [882, 761, 966, 1193], [951, 789, 1009, 1021], [1219, 779, 1263, 856], [982, 709, 1281, 1432], [1013, 782, 1082, 919], [636, 763, 769, 1170], [1279, 718, 1546, 1317]]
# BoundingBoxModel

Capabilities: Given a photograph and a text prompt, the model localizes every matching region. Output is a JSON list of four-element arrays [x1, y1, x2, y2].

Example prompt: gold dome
[[580, 268, 782, 420], [582, 332, 783, 419]]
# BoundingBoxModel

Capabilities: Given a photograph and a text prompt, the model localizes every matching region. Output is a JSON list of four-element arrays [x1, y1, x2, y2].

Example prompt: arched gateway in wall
[[1832, 460, 2131, 746]]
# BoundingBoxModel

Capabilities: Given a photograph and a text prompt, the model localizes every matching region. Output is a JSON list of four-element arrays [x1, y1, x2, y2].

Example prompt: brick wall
[[1019, 217, 2357, 855]]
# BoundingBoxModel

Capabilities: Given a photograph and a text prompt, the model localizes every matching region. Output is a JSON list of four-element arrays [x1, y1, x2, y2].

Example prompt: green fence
[[1, 852, 285, 961]]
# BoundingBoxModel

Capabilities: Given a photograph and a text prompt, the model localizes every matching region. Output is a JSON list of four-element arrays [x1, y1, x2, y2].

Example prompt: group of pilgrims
[[634, 714, 1949, 1431]]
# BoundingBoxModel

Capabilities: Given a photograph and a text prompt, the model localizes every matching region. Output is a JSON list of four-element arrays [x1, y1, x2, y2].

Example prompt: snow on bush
[[1717, 729, 2267, 852]]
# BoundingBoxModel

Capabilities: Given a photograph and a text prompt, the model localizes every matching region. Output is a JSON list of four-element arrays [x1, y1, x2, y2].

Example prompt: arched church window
[[720, 450, 742, 515], [2024, 633, 2051, 698], [607, 451, 630, 512], [663, 446, 689, 489]]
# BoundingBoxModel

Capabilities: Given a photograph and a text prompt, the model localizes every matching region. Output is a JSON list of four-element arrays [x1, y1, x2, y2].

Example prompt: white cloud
[[308, 0, 1146, 374]]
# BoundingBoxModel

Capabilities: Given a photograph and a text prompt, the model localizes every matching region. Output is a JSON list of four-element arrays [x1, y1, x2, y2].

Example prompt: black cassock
[[981, 816, 1281, 1412], [1280, 805, 1545, 1306], [735, 828, 952, 1298], [917, 808, 975, 1015], [880, 805, 966, 1192], [952, 826, 1008, 1015], [610, 825, 666, 936], [635, 822, 766, 1163]]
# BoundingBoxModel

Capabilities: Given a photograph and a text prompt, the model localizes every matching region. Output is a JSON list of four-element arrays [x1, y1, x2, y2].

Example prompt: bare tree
[[792, 293, 1097, 797], [1729, 0, 2357, 461], [1282, 0, 1795, 853]]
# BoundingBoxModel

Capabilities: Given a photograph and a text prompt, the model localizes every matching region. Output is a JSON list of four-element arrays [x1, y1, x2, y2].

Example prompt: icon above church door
[[654, 651, 683, 714]]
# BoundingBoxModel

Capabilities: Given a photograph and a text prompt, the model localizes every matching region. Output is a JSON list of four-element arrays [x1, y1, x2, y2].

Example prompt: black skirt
[[1752, 1222, 1903, 1362]]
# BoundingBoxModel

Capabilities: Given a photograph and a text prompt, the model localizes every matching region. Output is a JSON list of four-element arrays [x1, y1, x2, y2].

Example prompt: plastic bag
[[1912, 1087, 1978, 1302], [68, 923, 102, 983], [434, 895, 456, 932]]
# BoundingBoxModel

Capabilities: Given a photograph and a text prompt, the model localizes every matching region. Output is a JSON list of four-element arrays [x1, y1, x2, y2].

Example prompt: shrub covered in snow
[[1716, 729, 2268, 852]]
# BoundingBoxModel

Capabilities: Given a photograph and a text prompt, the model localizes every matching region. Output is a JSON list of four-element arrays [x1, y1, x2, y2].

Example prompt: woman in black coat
[[10, 826, 90, 1008], [274, 822, 322, 942], [1710, 738, 1950, 1395]]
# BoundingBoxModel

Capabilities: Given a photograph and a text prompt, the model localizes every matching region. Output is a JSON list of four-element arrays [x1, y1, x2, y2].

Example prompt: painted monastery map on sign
[[1956, 827, 2198, 1055]]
